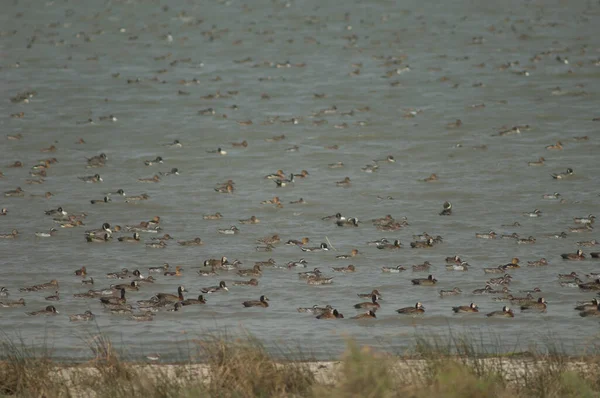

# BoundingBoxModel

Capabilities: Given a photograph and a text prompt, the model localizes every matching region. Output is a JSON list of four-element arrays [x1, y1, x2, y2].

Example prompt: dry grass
[[0, 331, 599, 397]]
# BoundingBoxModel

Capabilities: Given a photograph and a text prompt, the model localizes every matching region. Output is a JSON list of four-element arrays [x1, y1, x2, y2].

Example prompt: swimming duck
[[27, 305, 59, 316], [129, 312, 155, 322], [177, 237, 203, 246], [218, 226, 240, 235], [287, 259, 308, 269], [118, 233, 140, 243], [138, 175, 160, 183], [265, 170, 286, 180], [257, 234, 280, 245], [260, 196, 280, 205], [528, 157, 545, 166], [289, 198, 306, 204], [45, 207, 66, 216], [500, 258, 521, 270], [90, 196, 111, 205], [446, 262, 470, 271], [35, 228, 57, 238], [328, 162, 344, 168], [164, 265, 183, 276], [368, 238, 390, 247], [307, 276, 334, 285], [377, 240, 402, 250], [301, 243, 329, 252], [237, 265, 262, 277], [322, 213, 345, 222], [578, 279, 600, 291], [239, 216, 260, 224], [577, 239, 598, 247], [574, 215, 595, 225], [274, 173, 294, 187], [204, 256, 230, 268], [293, 170, 310, 178], [381, 265, 406, 273], [551, 168, 573, 179], [354, 294, 380, 309], [439, 201, 452, 216], [411, 275, 437, 286], [579, 304, 600, 317], [561, 249, 585, 260], [166, 139, 182, 148], [298, 268, 322, 279], [242, 295, 269, 307], [144, 156, 163, 166], [337, 217, 359, 227], [410, 238, 434, 248], [86, 234, 110, 243], [317, 309, 344, 319], [488, 275, 513, 286], [575, 298, 599, 311], [517, 236, 536, 244], [545, 141, 563, 150], [397, 302, 425, 315], [569, 225, 594, 233], [181, 295, 207, 306], [110, 281, 139, 291], [159, 168, 179, 176], [439, 287, 462, 297], [4, 187, 24, 197], [154, 286, 186, 303], [254, 259, 276, 267], [74, 266, 87, 277], [85, 223, 112, 237], [335, 177, 351, 187], [125, 193, 150, 203], [207, 147, 227, 155], [233, 278, 259, 286], [0, 208, 7, 216], [0, 229, 19, 239], [19, 279, 58, 292], [0, 287, 9, 298], [146, 241, 166, 248], [106, 269, 129, 279], [523, 209, 542, 218], [412, 261, 431, 272], [521, 297, 548, 312], [86, 153, 107, 167], [560, 278, 583, 288], [351, 310, 377, 320], [286, 237, 310, 246], [486, 306, 514, 318], [79, 174, 103, 183], [452, 303, 479, 313], [591, 252, 600, 258], [0, 298, 25, 307], [475, 231, 497, 239], [69, 310, 95, 322], [203, 212, 223, 220], [527, 258, 548, 267], [336, 249, 359, 259], [544, 232, 567, 239], [201, 281, 229, 294], [542, 192, 560, 199], [231, 140, 248, 147], [148, 264, 169, 273]]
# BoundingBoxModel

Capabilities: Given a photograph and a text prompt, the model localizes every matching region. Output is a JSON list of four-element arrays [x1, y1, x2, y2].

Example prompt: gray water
[[1, 0, 599, 361]]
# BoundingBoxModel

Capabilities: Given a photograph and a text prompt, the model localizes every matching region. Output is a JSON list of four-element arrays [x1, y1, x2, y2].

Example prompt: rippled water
[[1, 0, 599, 361]]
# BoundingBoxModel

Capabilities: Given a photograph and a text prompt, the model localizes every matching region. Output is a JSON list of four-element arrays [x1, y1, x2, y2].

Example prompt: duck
[[520, 297, 548, 312], [85, 222, 112, 237], [486, 306, 514, 318], [0, 298, 26, 307], [181, 295, 207, 306], [86, 153, 107, 167], [527, 258, 548, 267], [575, 299, 599, 311], [106, 268, 129, 279], [239, 216, 260, 224], [138, 175, 160, 183], [129, 312, 155, 322], [411, 275, 437, 286], [528, 157, 545, 166], [335, 177, 351, 187], [353, 292, 381, 309], [232, 278, 259, 286], [328, 162, 344, 169], [204, 256, 230, 268], [377, 240, 402, 250], [322, 213, 345, 222], [144, 156, 163, 166], [35, 228, 57, 238], [86, 234, 110, 243], [475, 231, 497, 239], [159, 168, 179, 176], [488, 275, 513, 286], [578, 279, 600, 291], [410, 238, 434, 248], [351, 310, 377, 320], [569, 225, 594, 233], [203, 212, 223, 220], [45, 207, 67, 216], [335, 249, 359, 259], [523, 209, 542, 218], [149, 263, 169, 273], [560, 278, 583, 288], [561, 249, 585, 260], [545, 141, 563, 150], [336, 218, 359, 227], [0, 208, 7, 216], [286, 238, 310, 247], [422, 173, 438, 182], [231, 140, 248, 147], [255, 259, 276, 267], [166, 139, 182, 148], [177, 237, 203, 246], [0, 229, 19, 239], [164, 265, 183, 276], [260, 196, 280, 205], [19, 279, 59, 292], [257, 234, 280, 245], [517, 236, 536, 244], [412, 261, 431, 272], [439, 201, 452, 216], [574, 215, 596, 225], [69, 310, 95, 322], [218, 226, 240, 235], [264, 170, 286, 180], [0, 287, 9, 298], [201, 281, 229, 294], [446, 262, 470, 271], [307, 275, 334, 285], [237, 265, 262, 277], [153, 286, 186, 303], [293, 170, 310, 178], [90, 196, 111, 205], [577, 239, 598, 247], [110, 281, 139, 291], [27, 305, 59, 316], [500, 258, 521, 270], [79, 174, 103, 183], [289, 198, 306, 204], [125, 193, 150, 203], [118, 233, 140, 243], [301, 243, 329, 252], [452, 303, 479, 313], [316, 309, 344, 319], [298, 268, 322, 279], [542, 192, 560, 200], [592, 252, 600, 258], [439, 287, 462, 297], [4, 187, 24, 197], [274, 174, 294, 187], [544, 232, 567, 239], [242, 295, 269, 307], [207, 147, 227, 155], [551, 168, 573, 179], [146, 241, 166, 249], [579, 304, 600, 317], [382, 265, 406, 273], [396, 302, 425, 315], [287, 259, 308, 269], [74, 266, 87, 277]]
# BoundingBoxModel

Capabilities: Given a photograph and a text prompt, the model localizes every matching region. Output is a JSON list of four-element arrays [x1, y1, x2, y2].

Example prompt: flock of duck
[[2, 1, 600, 355]]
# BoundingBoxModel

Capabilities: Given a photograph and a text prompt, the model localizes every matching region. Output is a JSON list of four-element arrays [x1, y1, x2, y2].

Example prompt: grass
[[0, 331, 599, 397]]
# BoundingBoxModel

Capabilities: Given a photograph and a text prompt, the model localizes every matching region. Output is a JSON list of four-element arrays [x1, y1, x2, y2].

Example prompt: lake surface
[[1, 0, 599, 361]]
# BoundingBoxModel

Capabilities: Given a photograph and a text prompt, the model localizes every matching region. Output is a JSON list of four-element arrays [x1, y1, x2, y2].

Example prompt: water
[[1, 0, 599, 361]]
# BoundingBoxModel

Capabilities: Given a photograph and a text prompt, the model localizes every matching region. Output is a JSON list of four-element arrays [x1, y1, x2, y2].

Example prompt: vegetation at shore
[[1, 332, 599, 397]]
